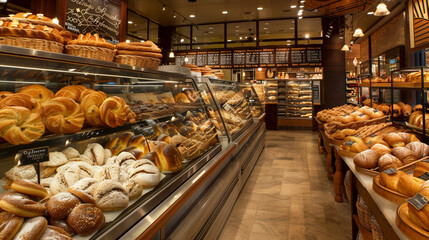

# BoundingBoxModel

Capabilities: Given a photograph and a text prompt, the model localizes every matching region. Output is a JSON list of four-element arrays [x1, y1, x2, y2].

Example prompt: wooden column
[[119, 0, 127, 42], [31, 0, 56, 18]]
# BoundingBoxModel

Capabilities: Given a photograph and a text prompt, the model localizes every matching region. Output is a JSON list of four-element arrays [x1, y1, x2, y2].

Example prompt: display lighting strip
[[296, 0, 305, 19]]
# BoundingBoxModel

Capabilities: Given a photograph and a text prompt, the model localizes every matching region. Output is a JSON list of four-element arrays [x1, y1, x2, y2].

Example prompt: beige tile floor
[[218, 130, 352, 240]]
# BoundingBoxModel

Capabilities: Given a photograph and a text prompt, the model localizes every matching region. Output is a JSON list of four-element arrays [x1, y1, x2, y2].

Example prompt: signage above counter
[[174, 46, 321, 68]]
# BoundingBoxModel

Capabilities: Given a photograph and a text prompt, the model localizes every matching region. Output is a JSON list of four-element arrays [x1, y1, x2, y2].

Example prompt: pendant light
[[341, 44, 350, 51], [169, 51, 175, 58], [353, 7, 364, 38], [374, 2, 390, 16]]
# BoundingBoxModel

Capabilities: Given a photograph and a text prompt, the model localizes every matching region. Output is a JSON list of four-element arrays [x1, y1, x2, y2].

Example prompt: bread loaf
[[383, 133, 405, 148], [396, 174, 424, 196], [413, 162, 429, 178], [0, 212, 24, 240], [353, 149, 379, 169], [370, 143, 391, 157], [391, 147, 418, 165], [378, 154, 403, 172], [407, 187, 429, 231], [379, 170, 406, 191], [43, 97, 84, 134], [339, 136, 368, 153], [406, 142, 429, 159]]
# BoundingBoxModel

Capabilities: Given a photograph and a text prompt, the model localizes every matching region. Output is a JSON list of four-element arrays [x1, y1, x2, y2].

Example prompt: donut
[[0, 192, 46, 217], [10, 179, 49, 199], [46, 192, 81, 220]]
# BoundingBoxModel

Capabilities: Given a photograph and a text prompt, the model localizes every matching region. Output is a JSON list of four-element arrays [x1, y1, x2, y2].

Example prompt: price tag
[[423, 159, 429, 163], [383, 168, 398, 175], [344, 140, 355, 146], [373, 109, 380, 112], [359, 113, 366, 117], [145, 119, 157, 126], [223, 103, 234, 112], [419, 172, 429, 181], [175, 112, 184, 118], [407, 193, 429, 210], [369, 134, 377, 137], [16, 146, 49, 166], [132, 124, 145, 135], [191, 110, 199, 116]]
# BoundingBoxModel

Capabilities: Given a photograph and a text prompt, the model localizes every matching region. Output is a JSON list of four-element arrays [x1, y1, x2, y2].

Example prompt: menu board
[[291, 48, 307, 66], [220, 51, 232, 68], [276, 48, 289, 67], [185, 53, 197, 65], [260, 49, 275, 67], [208, 51, 220, 66], [307, 47, 322, 65], [65, 0, 121, 44], [196, 52, 207, 66], [246, 50, 260, 67], [233, 50, 245, 67]]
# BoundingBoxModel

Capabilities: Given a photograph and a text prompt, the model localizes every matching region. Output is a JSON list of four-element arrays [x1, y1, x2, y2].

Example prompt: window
[[127, 11, 148, 41], [259, 19, 295, 41], [149, 21, 159, 43], [192, 24, 224, 49], [297, 18, 322, 39], [227, 22, 257, 48]]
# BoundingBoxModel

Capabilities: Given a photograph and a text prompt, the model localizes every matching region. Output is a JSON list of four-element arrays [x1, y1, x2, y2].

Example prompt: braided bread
[[0, 106, 45, 145], [55, 85, 87, 102], [80, 91, 107, 127], [0, 93, 41, 114], [19, 84, 54, 105], [42, 97, 84, 134], [99, 97, 136, 128]]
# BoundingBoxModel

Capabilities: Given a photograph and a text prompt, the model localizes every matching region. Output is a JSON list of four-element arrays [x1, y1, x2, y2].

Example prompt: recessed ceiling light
[[290, 27, 294, 29], [235, 25, 239, 28], [299, 5, 304, 8], [298, 16, 303, 19], [287, 43, 291, 45], [209, 27, 213, 30], [287, 40, 291, 42], [235, 29, 239, 32], [300, 0, 305, 3], [125, 40, 130, 43], [190, 14, 195, 18], [227, 39, 232, 42], [367, 12, 374, 15], [128, 21, 133, 24], [222, 10, 228, 14], [297, 12, 303, 16], [263, 27, 268, 30], [291, 5, 297, 8], [239, 37, 243, 40], [180, 38, 184, 42], [305, 33, 310, 38], [264, 22, 269, 25], [257, 7, 263, 10]]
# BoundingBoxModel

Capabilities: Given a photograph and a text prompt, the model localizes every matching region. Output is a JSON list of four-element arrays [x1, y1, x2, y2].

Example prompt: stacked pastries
[[114, 41, 162, 69]]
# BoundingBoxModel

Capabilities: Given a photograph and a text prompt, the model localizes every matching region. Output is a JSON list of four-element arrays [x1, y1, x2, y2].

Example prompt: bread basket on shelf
[[65, 44, 115, 61], [114, 55, 161, 70], [356, 196, 372, 231], [370, 215, 385, 240], [0, 36, 63, 53]]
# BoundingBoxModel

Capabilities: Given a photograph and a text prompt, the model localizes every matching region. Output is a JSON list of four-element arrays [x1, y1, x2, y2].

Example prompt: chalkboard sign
[[246, 50, 259, 67], [276, 48, 289, 66], [307, 47, 322, 64], [260, 49, 274, 66], [17, 146, 49, 166], [291, 48, 306, 65], [196, 52, 208, 66], [220, 51, 232, 67], [65, 0, 122, 44], [233, 50, 245, 67], [208, 51, 220, 66]]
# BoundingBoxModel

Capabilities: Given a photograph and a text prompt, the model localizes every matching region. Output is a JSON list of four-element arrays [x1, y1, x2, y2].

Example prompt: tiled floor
[[218, 130, 352, 240]]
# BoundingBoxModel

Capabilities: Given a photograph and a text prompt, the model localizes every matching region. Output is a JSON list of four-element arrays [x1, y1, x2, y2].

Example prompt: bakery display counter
[[239, 84, 264, 119]]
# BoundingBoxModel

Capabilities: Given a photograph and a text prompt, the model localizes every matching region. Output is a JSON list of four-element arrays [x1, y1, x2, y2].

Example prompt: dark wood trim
[[119, 0, 127, 42], [56, 0, 67, 27], [238, 121, 262, 146], [136, 145, 236, 240]]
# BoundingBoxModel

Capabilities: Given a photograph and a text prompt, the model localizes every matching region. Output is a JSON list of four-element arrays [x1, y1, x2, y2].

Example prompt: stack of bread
[[114, 40, 162, 69], [0, 84, 135, 145], [361, 101, 415, 118], [408, 107, 429, 130], [316, 104, 359, 123], [0, 12, 71, 53], [66, 33, 115, 61]]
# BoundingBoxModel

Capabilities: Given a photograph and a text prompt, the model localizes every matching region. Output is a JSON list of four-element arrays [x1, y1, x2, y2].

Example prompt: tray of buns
[[397, 201, 429, 239], [373, 174, 411, 204]]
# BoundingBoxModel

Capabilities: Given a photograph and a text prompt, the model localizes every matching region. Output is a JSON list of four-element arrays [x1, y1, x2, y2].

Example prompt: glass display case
[[239, 84, 264, 119], [0, 46, 226, 239], [346, 76, 358, 104], [265, 80, 278, 103], [283, 80, 313, 119]]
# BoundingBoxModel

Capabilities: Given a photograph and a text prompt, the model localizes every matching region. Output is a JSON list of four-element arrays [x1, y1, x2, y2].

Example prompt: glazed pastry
[[392, 104, 401, 117], [93, 180, 129, 211], [391, 147, 418, 165], [378, 154, 403, 172], [99, 96, 136, 128], [83, 143, 105, 166], [55, 85, 87, 102], [80, 91, 107, 127], [67, 203, 105, 236], [10, 179, 48, 199], [0, 212, 24, 240], [370, 144, 391, 157], [174, 93, 190, 103], [413, 104, 423, 112], [19, 84, 54, 105], [383, 133, 405, 148], [13, 216, 47, 240], [353, 149, 379, 169], [40, 225, 72, 240], [0, 192, 46, 217], [338, 114, 354, 124], [0, 93, 40, 113], [147, 143, 183, 173], [406, 142, 429, 159], [46, 192, 81, 220], [0, 106, 44, 145], [43, 97, 85, 134]]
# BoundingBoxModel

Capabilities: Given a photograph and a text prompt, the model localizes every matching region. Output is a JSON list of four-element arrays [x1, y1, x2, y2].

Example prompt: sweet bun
[[406, 142, 429, 159], [370, 144, 391, 157], [383, 133, 406, 148], [349, 111, 363, 118], [46, 192, 81, 220], [40, 225, 72, 240], [150, 143, 183, 173], [13, 216, 47, 240], [93, 180, 129, 211], [354, 113, 370, 121], [0, 192, 46, 217], [99, 96, 136, 128], [0, 211, 24, 240], [363, 136, 389, 148], [391, 147, 418, 165], [43, 97, 85, 134], [67, 178, 98, 204], [392, 104, 401, 117], [396, 174, 424, 196], [105, 132, 134, 156], [408, 188, 429, 231], [67, 203, 105, 236], [378, 154, 403, 172], [0, 93, 40, 113], [10, 179, 48, 199], [55, 85, 87, 102], [80, 91, 107, 127], [19, 84, 54, 105], [401, 104, 412, 117], [353, 149, 379, 169], [413, 104, 423, 112], [174, 93, 190, 103]]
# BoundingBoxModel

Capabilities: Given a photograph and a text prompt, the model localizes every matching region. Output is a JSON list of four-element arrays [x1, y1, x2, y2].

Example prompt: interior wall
[[371, 12, 405, 57]]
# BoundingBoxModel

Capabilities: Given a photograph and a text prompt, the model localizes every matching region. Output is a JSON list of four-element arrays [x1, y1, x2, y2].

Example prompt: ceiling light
[[173, 11, 176, 18], [287, 40, 291, 42], [239, 37, 242, 40], [184, 57, 189, 62], [353, 27, 364, 37], [339, 36, 344, 39], [235, 25, 239, 28], [180, 38, 184, 42], [125, 40, 130, 43], [257, 7, 263, 10], [299, 5, 304, 8], [341, 44, 350, 51], [222, 10, 228, 14], [297, 12, 303, 16], [227, 39, 232, 42], [190, 14, 195, 18], [374, 3, 390, 16], [162, 3, 166, 11], [254, 37, 257, 40], [128, 21, 133, 24], [258, 67, 263, 71], [298, 16, 303, 19], [263, 27, 268, 30], [287, 43, 291, 46], [300, 0, 305, 2], [209, 27, 213, 30], [305, 33, 309, 38], [367, 12, 374, 15], [169, 52, 175, 58], [350, 40, 354, 45], [291, 5, 297, 8]]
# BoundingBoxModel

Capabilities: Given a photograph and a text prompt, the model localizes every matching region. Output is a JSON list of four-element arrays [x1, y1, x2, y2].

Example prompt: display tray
[[396, 203, 429, 240], [354, 157, 428, 177], [373, 175, 409, 204], [393, 82, 429, 88], [337, 149, 357, 158]]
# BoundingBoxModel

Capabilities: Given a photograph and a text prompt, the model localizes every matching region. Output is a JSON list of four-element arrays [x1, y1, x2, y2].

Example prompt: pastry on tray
[[66, 33, 115, 61], [114, 40, 162, 69]]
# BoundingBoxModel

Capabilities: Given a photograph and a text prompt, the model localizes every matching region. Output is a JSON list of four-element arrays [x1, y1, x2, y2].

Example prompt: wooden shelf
[[353, 214, 373, 240]]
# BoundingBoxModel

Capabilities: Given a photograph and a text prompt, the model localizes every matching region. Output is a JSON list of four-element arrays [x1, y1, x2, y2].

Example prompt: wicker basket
[[370, 215, 385, 240], [65, 44, 114, 62], [344, 170, 351, 203], [114, 55, 160, 70], [0, 36, 63, 53], [356, 231, 363, 240], [356, 196, 372, 231]]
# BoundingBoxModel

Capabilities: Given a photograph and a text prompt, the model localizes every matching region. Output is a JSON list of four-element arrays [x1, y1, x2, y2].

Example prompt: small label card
[[419, 172, 429, 181], [383, 168, 398, 175], [344, 140, 355, 146], [17, 146, 49, 166], [407, 193, 429, 210]]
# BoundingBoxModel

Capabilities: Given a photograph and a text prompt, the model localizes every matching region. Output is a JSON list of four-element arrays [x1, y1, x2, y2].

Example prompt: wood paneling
[[360, 37, 369, 62]]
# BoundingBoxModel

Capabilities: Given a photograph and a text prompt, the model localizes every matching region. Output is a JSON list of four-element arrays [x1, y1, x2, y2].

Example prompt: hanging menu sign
[[65, 0, 121, 44], [233, 50, 246, 67], [220, 51, 232, 68], [291, 48, 307, 66], [246, 49, 260, 67], [196, 52, 208, 66], [276, 48, 289, 67], [260, 49, 275, 67], [207, 51, 220, 67], [307, 47, 322, 66]]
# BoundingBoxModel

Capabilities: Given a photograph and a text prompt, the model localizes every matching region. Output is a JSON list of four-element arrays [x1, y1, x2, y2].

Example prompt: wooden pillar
[[119, 0, 127, 42], [159, 26, 174, 64], [31, 0, 57, 18], [56, 0, 66, 27]]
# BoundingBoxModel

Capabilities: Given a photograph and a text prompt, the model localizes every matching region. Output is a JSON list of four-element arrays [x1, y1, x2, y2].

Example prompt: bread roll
[[149, 143, 183, 173], [106, 132, 134, 156], [0, 93, 41, 114], [99, 96, 136, 128], [93, 164, 128, 183], [43, 97, 85, 134], [40, 225, 72, 240], [407, 142, 429, 159], [13, 216, 47, 240], [378, 154, 403, 172], [48, 218, 76, 237], [413, 104, 423, 112], [383, 133, 406, 148], [127, 159, 161, 187], [391, 147, 418, 165], [338, 114, 354, 124], [380, 170, 406, 191], [0, 192, 46, 217], [370, 144, 391, 157], [396, 174, 424, 196], [392, 104, 401, 117], [67, 204, 105, 236], [174, 93, 190, 103], [369, 109, 384, 119], [46, 192, 81, 220], [401, 104, 412, 117], [93, 180, 129, 211], [353, 149, 379, 169], [10, 179, 48, 199], [363, 136, 389, 148], [0, 106, 45, 145], [397, 132, 419, 144], [67, 178, 98, 204], [83, 143, 105, 166], [354, 113, 370, 121], [340, 136, 368, 153], [413, 162, 429, 178]]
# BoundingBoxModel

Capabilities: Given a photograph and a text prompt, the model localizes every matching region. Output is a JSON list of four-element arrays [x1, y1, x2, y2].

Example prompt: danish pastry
[[43, 97, 85, 134]]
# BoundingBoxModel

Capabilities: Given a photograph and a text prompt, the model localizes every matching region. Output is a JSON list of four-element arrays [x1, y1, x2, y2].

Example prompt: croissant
[[19, 84, 54, 105], [392, 104, 401, 117], [0, 93, 41, 114], [0, 91, 13, 100], [406, 142, 429, 159], [42, 97, 84, 134], [55, 85, 87, 102], [413, 104, 423, 112], [80, 91, 106, 127], [401, 104, 412, 117], [0, 106, 45, 145], [99, 97, 136, 128]]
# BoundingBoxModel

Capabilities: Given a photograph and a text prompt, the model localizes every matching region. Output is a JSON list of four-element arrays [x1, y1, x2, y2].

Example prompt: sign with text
[[65, 0, 121, 44], [17, 146, 49, 166]]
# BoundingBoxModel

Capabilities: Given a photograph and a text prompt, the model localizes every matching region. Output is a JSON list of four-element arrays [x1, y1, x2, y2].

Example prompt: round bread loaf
[[49, 218, 76, 236], [93, 180, 129, 211], [67, 204, 105, 235], [47, 192, 81, 220]]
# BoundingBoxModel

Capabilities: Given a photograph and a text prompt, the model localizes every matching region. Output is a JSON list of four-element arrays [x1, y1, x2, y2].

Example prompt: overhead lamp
[[128, 21, 133, 24], [300, 0, 305, 2], [374, 3, 390, 16], [257, 7, 263, 10], [239, 37, 242, 40], [180, 38, 184, 43], [184, 57, 189, 62], [298, 16, 303, 19], [169, 52, 175, 58], [227, 39, 232, 42], [353, 27, 364, 37], [190, 14, 195, 18], [291, 5, 297, 8], [125, 40, 130, 43], [222, 10, 228, 14], [299, 5, 304, 8], [305, 33, 310, 38], [173, 11, 176, 18], [162, 3, 166, 11], [341, 44, 350, 51], [367, 12, 374, 15]]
